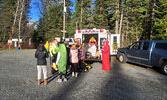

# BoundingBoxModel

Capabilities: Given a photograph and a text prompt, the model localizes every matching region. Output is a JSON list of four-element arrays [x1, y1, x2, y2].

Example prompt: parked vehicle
[[117, 40, 167, 75], [63, 38, 74, 46]]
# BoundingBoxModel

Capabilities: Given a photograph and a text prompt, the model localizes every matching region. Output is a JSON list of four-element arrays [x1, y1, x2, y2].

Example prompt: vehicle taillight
[[100, 29, 103, 32], [78, 30, 81, 33]]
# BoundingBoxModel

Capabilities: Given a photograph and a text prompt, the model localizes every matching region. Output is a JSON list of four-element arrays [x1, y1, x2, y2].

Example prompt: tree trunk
[[3, 28, 7, 42], [115, 2, 119, 34], [149, 0, 155, 40], [119, 11, 123, 35], [125, 18, 129, 46], [136, 27, 139, 41], [29, 38, 31, 46], [12, 0, 20, 37], [18, 0, 25, 44]]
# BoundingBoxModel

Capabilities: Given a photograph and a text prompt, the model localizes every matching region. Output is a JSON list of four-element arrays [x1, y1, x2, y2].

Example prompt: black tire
[[118, 53, 127, 63], [162, 62, 167, 75]]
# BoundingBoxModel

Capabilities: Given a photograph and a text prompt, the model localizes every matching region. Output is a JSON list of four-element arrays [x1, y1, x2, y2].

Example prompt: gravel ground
[[0, 50, 167, 100]]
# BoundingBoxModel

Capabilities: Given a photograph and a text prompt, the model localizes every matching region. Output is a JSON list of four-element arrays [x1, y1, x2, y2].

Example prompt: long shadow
[[100, 58, 138, 100], [49, 67, 90, 100], [46, 72, 60, 84], [126, 62, 164, 75], [46, 68, 73, 84], [114, 56, 164, 75]]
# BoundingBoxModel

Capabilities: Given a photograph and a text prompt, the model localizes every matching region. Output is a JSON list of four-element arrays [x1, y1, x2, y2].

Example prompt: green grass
[[0, 48, 35, 51]]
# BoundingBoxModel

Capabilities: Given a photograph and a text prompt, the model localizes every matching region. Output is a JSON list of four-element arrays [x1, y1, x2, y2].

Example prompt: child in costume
[[79, 44, 86, 71], [56, 43, 67, 82], [35, 44, 49, 85], [70, 44, 79, 77]]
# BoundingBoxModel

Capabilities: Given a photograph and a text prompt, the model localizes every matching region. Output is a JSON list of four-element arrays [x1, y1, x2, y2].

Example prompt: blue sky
[[29, 0, 76, 21]]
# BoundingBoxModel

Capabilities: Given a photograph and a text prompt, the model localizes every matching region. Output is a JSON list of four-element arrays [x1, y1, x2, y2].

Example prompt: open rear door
[[110, 34, 120, 55], [82, 34, 98, 51]]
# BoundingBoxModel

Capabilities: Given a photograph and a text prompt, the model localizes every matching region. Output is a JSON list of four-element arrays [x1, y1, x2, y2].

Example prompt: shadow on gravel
[[151, 66, 164, 75], [50, 67, 88, 100], [127, 62, 164, 75], [47, 72, 60, 84], [114, 56, 164, 75], [100, 58, 138, 100], [46, 69, 73, 84]]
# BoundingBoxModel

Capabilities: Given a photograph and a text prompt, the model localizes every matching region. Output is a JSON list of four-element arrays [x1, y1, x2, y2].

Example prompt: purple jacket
[[80, 49, 85, 60]]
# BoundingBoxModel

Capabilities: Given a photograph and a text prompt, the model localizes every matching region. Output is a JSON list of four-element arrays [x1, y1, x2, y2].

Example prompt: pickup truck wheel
[[162, 62, 167, 75], [119, 53, 126, 63]]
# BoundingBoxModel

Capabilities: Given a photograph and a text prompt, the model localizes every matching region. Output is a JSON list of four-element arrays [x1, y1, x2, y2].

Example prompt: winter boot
[[44, 79, 47, 85], [38, 79, 41, 85]]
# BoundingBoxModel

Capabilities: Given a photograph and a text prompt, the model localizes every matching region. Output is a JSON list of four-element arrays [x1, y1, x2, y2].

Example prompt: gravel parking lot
[[0, 50, 167, 100]]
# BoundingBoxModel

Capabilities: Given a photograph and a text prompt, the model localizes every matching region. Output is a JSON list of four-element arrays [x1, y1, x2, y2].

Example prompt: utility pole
[[80, 0, 83, 29], [62, 0, 66, 39]]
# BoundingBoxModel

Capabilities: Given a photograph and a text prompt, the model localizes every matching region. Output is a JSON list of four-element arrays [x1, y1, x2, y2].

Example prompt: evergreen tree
[[0, 0, 31, 43], [152, 0, 167, 40], [0, 0, 16, 42], [36, 0, 73, 41]]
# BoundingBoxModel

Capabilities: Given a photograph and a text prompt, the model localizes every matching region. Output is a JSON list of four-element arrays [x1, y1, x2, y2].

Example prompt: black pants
[[71, 63, 78, 73], [79, 60, 86, 70], [60, 72, 67, 79]]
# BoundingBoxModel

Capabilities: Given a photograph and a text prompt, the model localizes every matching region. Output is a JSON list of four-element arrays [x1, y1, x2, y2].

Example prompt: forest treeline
[[0, 0, 167, 46]]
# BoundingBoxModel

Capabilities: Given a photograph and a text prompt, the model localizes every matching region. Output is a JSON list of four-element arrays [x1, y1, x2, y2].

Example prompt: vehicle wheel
[[162, 62, 167, 75], [119, 53, 126, 63]]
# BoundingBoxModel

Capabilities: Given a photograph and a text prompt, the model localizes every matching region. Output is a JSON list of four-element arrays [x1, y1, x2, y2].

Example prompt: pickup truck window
[[142, 42, 150, 50], [130, 42, 141, 50], [155, 43, 167, 50]]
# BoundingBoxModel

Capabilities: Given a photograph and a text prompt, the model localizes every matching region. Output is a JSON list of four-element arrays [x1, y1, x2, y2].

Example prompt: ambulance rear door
[[82, 33, 98, 52], [110, 34, 120, 55], [99, 31, 108, 50]]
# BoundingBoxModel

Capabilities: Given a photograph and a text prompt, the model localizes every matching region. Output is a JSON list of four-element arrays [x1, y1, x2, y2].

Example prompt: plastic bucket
[[16, 47, 20, 50]]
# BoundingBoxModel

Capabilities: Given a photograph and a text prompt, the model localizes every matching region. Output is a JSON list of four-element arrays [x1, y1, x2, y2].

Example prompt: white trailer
[[75, 29, 120, 55]]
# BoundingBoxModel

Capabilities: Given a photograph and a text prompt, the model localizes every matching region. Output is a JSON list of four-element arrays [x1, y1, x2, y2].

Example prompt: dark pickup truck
[[117, 40, 167, 75]]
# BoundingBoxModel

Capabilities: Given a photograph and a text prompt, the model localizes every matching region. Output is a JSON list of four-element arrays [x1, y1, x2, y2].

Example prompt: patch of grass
[[0, 48, 35, 51], [0, 48, 15, 51]]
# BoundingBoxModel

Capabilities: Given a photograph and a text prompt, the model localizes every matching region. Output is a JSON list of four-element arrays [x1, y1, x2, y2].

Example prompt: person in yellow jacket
[[49, 39, 59, 74]]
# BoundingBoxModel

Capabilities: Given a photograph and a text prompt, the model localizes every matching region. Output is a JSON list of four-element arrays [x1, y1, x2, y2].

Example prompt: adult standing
[[56, 43, 67, 82], [102, 41, 111, 70], [35, 44, 49, 85], [49, 39, 59, 74]]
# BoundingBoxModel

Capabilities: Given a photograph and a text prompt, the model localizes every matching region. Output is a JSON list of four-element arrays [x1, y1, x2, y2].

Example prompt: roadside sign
[[12, 39, 18, 41]]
